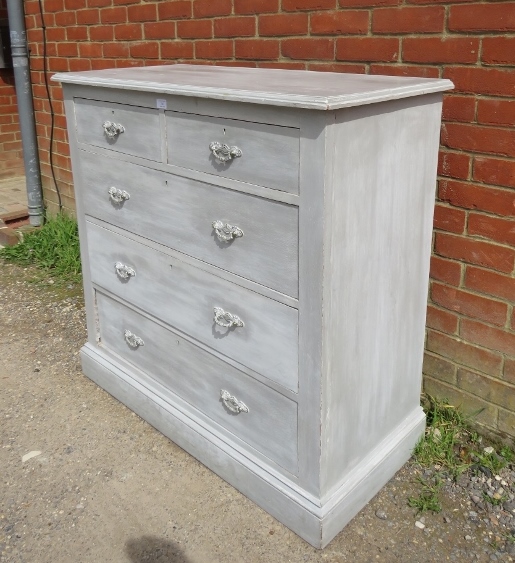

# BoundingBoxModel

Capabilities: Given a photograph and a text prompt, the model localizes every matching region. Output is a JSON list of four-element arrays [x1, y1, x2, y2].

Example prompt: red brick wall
[[23, 0, 515, 439], [0, 0, 24, 180]]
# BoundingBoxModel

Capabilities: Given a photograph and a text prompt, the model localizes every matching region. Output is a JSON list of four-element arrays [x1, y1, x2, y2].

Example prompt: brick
[[234, 0, 278, 14], [442, 123, 515, 158], [442, 95, 476, 124], [282, 38, 334, 60], [426, 305, 458, 335], [114, 24, 141, 41], [103, 42, 130, 58], [65, 57, 92, 72], [214, 17, 255, 37], [158, 1, 192, 20], [311, 10, 369, 35], [66, 26, 89, 41], [44, 0, 64, 11], [177, 20, 212, 39], [439, 179, 515, 218], [437, 151, 470, 181], [78, 43, 103, 58], [369, 65, 439, 78], [458, 369, 515, 411], [283, 0, 335, 9], [498, 409, 515, 437], [127, 4, 156, 22], [56, 42, 78, 57], [259, 62, 305, 70], [196, 40, 233, 59], [100, 7, 127, 24], [336, 37, 398, 62], [193, 0, 231, 18], [424, 377, 498, 428], [64, 0, 86, 10], [477, 99, 515, 128], [504, 358, 515, 385], [309, 62, 366, 74], [433, 203, 466, 234], [87, 0, 110, 7], [434, 232, 515, 273], [130, 42, 159, 59], [444, 67, 515, 98], [144, 22, 176, 40], [449, 3, 515, 33], [465, 266, 515, 303], [114, 0, 140, 5], [260, 14, 308, 36], [161, 41, 194, 59], [373, 6, 444, 34], [427, 329, 502, 377], [93, 24, 117, 41], [235, 39, 280, 60], [482, 37, 515, 66], [431, 282, 508, 326], [423, 351, 457, 384], [468, 213, 515, 247], [340, 0, 399, 5], [461, 318, 515, 357], [55, 11, 76, 26], [403, 37, 479, 65], [473, 157, 515, 190]]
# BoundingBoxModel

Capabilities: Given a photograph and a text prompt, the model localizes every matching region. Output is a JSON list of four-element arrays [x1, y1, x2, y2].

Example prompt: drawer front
[[86, 222, 299, 392], [96, 292, 298, 473], [74, 98, 161, 161], [166, 111, 300, 194], [79, 151, 299, 298]]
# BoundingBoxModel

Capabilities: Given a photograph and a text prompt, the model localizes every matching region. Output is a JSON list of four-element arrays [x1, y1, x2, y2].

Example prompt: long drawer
[[96, 292, 298, 473], [86, 221, 299, 392], [74, 98, 161, 161], [79, 151, 299, 298], [166, 111, 300, 194]]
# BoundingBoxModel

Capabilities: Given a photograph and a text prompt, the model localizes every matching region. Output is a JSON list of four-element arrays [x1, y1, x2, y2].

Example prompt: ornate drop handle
[[115, 262, 136, 280], [212, 220, 244, 242], [108, 187, 130, 204], [103, 121, 125, 139], [220, 390, 249, 414], [213, 307, 244, 329], [124, 329, 144, 348], [209, 141, 242, 163]]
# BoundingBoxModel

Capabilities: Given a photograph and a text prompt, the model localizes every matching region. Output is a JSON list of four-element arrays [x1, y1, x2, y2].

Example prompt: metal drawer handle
[[124, 330, 144, 348], [213, 307, 244, 329], [220, 390, 249, 414], [108, 187, 130, 204], [103, 120, 125, 139], [212, 220, 244, 242], [209, 141, 242, 163], [115, 262, 136, 280]]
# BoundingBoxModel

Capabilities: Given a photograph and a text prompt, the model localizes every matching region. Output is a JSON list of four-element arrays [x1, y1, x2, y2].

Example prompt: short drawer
[[96, 292, 298, 473], [86, 221, 299, 392], [79, 151, 299, 298], [166, 111, 300, 194], [74, 98, 161, 161]]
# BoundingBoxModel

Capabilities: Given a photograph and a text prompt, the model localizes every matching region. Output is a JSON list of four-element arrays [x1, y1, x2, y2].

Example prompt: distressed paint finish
[[54, 65, 452, 549]]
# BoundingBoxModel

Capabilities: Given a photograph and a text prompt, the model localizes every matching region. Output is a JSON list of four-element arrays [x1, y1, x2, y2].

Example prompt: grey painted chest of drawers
[[53, 65, 452, 548]]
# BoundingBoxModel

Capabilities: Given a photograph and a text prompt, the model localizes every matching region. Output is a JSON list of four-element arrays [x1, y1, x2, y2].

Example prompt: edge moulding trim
[[80, 342, 425, 549]]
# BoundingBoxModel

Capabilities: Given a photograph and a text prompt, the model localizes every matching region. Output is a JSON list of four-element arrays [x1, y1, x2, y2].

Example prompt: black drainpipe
[[6, 0, 44, 226]]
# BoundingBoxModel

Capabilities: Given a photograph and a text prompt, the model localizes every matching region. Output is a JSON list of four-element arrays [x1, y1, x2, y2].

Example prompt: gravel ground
[[1, 260, 514, 563]]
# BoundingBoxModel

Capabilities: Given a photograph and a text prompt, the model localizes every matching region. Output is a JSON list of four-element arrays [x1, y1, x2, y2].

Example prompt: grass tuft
[[0, 213, 81, 286]]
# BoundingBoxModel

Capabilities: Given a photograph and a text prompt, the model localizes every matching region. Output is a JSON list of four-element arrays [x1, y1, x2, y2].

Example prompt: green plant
[[412, 395, 472, 479], [500, 446, 514, 464], [483, 492, 509, 507], [0, 213, 81, 285], [472, 450, 507, 474], [408, 476, 443, 513]]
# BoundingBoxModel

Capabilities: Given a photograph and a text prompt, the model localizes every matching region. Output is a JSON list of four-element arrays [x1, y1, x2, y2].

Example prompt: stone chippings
[[0, 259, 514, 563]]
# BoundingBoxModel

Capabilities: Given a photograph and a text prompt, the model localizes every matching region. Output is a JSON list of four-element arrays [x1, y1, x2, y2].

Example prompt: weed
[[500, 446, 514, 464], [408, 476, 443, 513], [0, 213, 81, 286], [472, 450, 507, 474], [482, 492, 509, 506]]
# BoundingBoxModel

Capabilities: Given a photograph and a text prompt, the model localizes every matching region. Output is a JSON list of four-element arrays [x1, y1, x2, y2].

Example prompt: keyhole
[[223, 128, 226, 135]]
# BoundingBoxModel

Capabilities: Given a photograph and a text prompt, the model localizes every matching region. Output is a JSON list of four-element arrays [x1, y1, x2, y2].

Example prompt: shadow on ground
[[125, 535, 191, 563]]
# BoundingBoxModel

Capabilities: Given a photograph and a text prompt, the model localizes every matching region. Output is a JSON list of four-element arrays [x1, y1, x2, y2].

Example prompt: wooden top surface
[[53, 64, 453, 110]]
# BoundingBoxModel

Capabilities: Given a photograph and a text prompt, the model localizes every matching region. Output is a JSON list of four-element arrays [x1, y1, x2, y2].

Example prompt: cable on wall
[[35, 0, 62, 211]]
